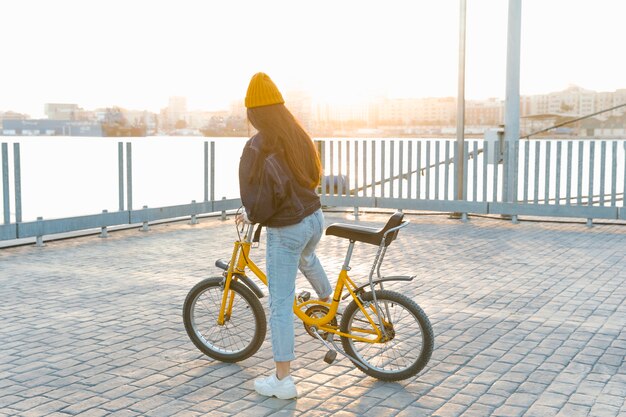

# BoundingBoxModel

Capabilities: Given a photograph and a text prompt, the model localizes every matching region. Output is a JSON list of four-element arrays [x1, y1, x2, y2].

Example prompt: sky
[[1, 0, 625, 118]]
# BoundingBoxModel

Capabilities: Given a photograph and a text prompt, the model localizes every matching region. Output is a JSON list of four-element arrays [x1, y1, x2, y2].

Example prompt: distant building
[[466, 98, 503, 126], [162, 97, 187, 131], [375, 97, 456, 127], [0, 111, 29, 129], [44, 103, 91, 120], [2, 119, 102, 136], [521, 85, 626, 119]]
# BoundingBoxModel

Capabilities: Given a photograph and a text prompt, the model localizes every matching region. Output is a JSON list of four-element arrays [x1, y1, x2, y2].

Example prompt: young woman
[[235, 72, 332, 399]]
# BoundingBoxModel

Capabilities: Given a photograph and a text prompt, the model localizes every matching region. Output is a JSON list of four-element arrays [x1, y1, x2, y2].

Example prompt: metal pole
[[455, 0, 467, 202], [2, 143, 9, 224], [118, 142, 124, 211], [504, 0, 522, 203], [204, 141, 209, 202], [210, 142, 215, 202], [126, 142, 133, 211], [13, 143, 22, 223]]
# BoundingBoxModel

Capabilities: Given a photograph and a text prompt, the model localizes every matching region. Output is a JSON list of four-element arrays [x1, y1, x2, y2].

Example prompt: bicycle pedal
[[324, 350, 337, 364], [297, 291, 311, 303]]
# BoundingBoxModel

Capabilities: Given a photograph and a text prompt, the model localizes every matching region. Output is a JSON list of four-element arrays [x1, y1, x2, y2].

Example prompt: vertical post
[[2, 143, 9, 224], [444, 141, 451, 200], [36, 216, 45, 247], [407, 141, 413, 199], [371, 141, 376, 197], [141, 205, 149, 231], [434, 141, 440, 200], [118, 142, 124, 211], [330, 141, 335, 196], [126, 142, 133, 211], [599, 141, 606, 206], [455, 0, 467, 203], [482, 141, 489, 202], [362, 140, 367, 197], [381, 138, 386, 198], [13, 143, 22, 223], [317, 140, 326, 195], [588, 142, 595, 206], [398, 141, 403, 198], [426, 141, 431, 199], [610, 141, 617, 207], [210, 142, 215, 203], [503, 0, 522, 203], [338, 140, 343, 196], [204, 142, 209, 202], [353, 140, 359, 216], [472, 141, 478, 201], [416, 142, 422, 199], [190, 200, 198, 225], [100, 209, 109, 238]]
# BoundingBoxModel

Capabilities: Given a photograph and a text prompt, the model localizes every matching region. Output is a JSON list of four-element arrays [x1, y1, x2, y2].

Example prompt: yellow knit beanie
[[245, 72, 285, 108]]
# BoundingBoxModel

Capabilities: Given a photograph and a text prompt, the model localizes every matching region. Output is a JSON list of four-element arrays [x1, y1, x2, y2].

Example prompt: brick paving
[[0, 210, 625, 417]]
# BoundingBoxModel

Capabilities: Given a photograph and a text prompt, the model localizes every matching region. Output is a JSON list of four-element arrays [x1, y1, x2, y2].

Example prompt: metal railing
[[1, 141, 241, 245], [2, 137, 625, 246], [317, 138, 626, 225]]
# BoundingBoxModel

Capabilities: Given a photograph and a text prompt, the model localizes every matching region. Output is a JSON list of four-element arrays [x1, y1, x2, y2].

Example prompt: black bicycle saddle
[[325, 211, 405, 247]]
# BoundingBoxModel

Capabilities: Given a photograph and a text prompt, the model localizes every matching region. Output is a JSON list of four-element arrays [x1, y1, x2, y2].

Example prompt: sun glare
[[0, 0, 624, 117]]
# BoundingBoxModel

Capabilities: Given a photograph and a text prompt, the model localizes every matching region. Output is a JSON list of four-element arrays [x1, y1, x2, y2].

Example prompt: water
[[1, 136, 247, 222]]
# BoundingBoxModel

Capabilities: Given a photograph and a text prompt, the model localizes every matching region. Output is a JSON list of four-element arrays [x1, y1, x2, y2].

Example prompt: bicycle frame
[[217, 225, 388, 343]]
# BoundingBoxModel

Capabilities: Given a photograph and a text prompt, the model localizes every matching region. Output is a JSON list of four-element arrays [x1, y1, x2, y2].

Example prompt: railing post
[[190, 200, 198, 225], [126, 142, 133, 211], [210, 142, 215, 203], [36, 216, 45, 247], [221, 197, 227, 221], [141, 205, 149, 231], [204, 142, 209, 203], [2, 143, 9, 224], [13, 143, 22, 223], [118, 142, 124, 211], [100, 210, 109, 238]]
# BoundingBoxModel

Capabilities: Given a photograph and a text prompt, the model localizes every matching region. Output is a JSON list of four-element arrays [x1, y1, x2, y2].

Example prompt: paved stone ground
[[1, 210, 625, 417]]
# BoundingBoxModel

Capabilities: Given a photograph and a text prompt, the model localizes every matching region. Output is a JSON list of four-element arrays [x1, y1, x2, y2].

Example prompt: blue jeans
[[265, 209, 331, 362]]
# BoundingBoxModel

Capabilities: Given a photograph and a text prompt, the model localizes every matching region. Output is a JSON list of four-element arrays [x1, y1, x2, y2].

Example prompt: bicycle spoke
[[191, 284, 257, 355], [345, 294, 426, 374]]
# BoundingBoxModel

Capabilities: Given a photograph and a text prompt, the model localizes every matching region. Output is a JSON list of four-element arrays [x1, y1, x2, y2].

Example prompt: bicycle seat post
[[342, 240, 356, 272]]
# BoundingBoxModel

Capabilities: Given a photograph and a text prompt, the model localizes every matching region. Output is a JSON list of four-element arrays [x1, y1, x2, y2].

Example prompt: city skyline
[[2, 0, 625, 118], [2, 83, 625, 119]]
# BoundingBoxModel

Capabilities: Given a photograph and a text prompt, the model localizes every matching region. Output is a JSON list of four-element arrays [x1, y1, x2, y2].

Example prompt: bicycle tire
[[340, 290, 434, 381], [183, 277, 266, 362]]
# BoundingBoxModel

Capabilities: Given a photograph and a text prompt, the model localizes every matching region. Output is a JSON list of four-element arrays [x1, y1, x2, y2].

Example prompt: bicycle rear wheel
[[183, 277, 266, 362], [340, 290, 433, 381]]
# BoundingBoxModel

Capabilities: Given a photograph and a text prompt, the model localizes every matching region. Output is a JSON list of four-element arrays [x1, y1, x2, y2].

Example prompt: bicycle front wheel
[[340, 290, 434, 381], [183, 277, 266, 362]]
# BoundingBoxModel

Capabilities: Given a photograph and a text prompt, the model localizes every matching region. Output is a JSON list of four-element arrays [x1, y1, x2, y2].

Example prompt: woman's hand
[[235, 210, 252, 227]]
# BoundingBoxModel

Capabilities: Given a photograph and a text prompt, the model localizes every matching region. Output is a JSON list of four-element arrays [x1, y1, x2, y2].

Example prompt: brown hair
[[247, 104, 322, 189]]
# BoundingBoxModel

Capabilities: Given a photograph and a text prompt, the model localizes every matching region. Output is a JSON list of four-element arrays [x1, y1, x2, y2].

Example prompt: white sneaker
[[254, 374, 298, 399]]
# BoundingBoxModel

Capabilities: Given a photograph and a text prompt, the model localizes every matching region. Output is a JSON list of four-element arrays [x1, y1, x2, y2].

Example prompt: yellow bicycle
[[183, 211, 434, 381]]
